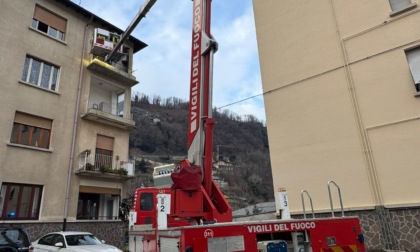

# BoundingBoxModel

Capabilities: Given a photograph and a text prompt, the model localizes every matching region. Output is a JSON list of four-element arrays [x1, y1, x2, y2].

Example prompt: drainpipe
[[328, 0, 383, 206], [63, 19, 91, 231]]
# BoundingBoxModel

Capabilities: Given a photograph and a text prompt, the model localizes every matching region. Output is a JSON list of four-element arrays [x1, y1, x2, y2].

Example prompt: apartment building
[[254, 0, 420, 249], [0, 0, 146, 246]]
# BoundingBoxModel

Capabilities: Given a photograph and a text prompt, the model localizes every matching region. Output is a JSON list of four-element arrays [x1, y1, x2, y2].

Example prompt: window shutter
[[406, 48, 420, 84], [79, 185, 120, 195], [34, 4, 67, 32], [14, 112, 52, 129], [389, 0, 412, 12], [96, 135, 114, 151]]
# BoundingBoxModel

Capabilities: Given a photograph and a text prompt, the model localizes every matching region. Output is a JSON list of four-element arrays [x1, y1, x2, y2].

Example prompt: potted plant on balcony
[[85, 163, 94, 171], [116, 168, 128, 176], [100, 165, 112, 174]]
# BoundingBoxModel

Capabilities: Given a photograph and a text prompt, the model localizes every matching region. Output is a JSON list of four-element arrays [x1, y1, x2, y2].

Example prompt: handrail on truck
[[300, 190, 315, 219], [328, 180, 345, 217]]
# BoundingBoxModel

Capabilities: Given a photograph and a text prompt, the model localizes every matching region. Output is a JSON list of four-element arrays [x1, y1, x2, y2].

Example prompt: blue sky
[[71, 0, 265, 122]]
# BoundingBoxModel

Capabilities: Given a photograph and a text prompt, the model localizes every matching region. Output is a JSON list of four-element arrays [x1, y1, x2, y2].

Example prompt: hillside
[[128, 94, 274, 209]]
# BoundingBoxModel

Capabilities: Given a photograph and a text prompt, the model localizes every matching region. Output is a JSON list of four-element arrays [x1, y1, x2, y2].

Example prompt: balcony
[[82, 101, 136, 130], [76, 152, 135, 181], [87, 58, 138, 87]]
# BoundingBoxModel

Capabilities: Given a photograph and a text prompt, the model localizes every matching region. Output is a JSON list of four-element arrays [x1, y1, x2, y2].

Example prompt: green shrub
[[116, 168, 128, 175], [100, 165, 112, 173], [85, 163, 94, 170]]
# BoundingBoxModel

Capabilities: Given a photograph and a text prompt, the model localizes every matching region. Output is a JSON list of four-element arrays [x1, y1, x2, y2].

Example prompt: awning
[[79, 185, 120, 195]]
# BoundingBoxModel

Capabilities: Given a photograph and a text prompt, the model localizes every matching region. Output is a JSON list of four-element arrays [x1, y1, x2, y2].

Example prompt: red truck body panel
[[129, 217, 366, 252]]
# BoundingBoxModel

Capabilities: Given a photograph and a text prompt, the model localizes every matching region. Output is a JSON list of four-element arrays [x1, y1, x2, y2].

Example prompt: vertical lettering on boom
[[188, 0, 202, 146]]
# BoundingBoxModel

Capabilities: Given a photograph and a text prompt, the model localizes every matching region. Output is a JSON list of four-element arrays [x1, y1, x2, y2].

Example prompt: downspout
[[328, 0, 384, 206], [63, 19, 91, 231]]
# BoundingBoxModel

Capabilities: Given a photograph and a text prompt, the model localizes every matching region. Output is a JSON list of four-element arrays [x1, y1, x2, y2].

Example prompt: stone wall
[[14, 221, 127, 250], [343, 207, 420, 251]]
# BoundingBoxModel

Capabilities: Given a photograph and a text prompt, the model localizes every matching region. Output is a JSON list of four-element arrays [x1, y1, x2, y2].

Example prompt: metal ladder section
[[300, 180, 345, 219]]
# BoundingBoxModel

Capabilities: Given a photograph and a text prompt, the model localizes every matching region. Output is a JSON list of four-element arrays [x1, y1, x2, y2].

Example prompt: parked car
[[0, 225, 32, 252], [32, 231, 121, 252]]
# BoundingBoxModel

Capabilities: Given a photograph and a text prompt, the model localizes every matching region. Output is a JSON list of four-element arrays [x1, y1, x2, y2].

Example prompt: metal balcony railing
[[94, 153, 113, 170], [87, 100, 133, 119], [89, 100, 112, 114], [78, 152, 134, 176]]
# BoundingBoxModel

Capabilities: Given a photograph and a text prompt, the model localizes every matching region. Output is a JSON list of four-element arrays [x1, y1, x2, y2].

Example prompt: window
[[31, 4, 66, 41], [21, 55, 60, 91], [140, 193, 154, 211], [389, 0, 417, 16], [10, 112, 52, 149], [77, 193, 99, 220], [117, 92, 125, 117], [38, 234, 56, 245], [0, 183, 43, 220], [405, 48, 420, 92], [95, 135, 114, 169], [77, 186, 120, 220]]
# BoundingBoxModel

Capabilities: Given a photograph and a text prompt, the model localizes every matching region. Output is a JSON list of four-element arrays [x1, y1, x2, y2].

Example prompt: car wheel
[[0, 247, 18, 252]]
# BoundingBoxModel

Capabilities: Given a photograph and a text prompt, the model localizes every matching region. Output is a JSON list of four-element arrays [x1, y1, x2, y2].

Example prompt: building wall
[[0, 0, 138, 228], [254, 0, 420, 249], [0, 0, 85, 221]]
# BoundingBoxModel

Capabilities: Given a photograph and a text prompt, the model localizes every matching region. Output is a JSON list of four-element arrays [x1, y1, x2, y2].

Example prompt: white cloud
[[72, 0, 265, 122]]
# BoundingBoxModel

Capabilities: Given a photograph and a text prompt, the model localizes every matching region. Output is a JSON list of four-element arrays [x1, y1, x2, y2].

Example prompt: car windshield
[[0, 229, 27, 246], [65, 234, 102, 246]]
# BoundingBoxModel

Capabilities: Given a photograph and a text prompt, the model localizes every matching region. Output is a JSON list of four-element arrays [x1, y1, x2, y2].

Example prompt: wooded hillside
[[129, 93, 274, 209]]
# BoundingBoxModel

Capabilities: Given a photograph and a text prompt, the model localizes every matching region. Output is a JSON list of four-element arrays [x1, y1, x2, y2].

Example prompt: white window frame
[[21, 55, 60, 91], [31, 19, 65, 41]]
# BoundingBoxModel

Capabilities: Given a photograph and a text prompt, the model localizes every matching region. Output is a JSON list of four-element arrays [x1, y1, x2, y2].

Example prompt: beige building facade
[[0, 0, 145, 246], [254, 0, 420, 249]]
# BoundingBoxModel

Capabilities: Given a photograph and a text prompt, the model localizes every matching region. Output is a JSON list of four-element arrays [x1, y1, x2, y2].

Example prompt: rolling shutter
[[159, 237, 179, 252], [96, 135, 114, 151], [34, 4, 67, 32], [14, 112, 52, 129]]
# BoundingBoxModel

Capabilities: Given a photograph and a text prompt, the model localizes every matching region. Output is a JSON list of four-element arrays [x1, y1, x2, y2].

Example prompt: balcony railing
[[83, 101, 135, 130], [87, 58, 139, 87], [87, 100, 133, 120], [78, 152, 134, 176]]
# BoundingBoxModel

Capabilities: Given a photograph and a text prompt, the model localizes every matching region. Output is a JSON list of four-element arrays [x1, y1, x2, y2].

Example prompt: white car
[[32, 231, 122, 252]]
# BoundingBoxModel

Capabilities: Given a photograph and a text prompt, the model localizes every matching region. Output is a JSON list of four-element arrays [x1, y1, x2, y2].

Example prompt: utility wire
[[216, 70, 323, 111], [216, 93, 263, 110]]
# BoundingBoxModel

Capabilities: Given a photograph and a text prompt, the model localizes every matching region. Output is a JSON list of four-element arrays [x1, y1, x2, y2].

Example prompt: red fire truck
[[125, 0, 367, 251]]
